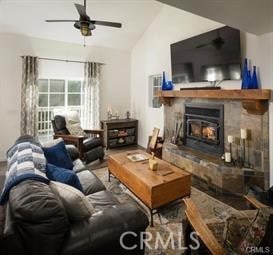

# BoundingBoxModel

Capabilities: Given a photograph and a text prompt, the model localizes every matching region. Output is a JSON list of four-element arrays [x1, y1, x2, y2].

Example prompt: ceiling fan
[[45, 0, 122, 37]]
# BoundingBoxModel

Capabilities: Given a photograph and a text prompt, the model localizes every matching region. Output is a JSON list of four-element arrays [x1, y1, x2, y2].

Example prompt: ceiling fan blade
[[45, 20, 78, 22], [75, 3, 90, 20], [92, 20, 122, 28]]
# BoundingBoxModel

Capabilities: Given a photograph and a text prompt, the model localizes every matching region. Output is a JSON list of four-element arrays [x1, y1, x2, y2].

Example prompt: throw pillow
[[42, 140, 74, 170], [46, 163, 83, 192], [65, 110, 81, 124], [238, 207, 273, 254], [223, 210, 256, 253], [49, 181, 94, 221], [63, 111, 87, 136], [66, 123, 87, 137]]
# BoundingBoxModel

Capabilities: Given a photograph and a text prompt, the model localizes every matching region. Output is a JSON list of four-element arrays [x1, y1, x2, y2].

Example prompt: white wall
[[131, 5, 273, 186], [0, 33, 131, 161]]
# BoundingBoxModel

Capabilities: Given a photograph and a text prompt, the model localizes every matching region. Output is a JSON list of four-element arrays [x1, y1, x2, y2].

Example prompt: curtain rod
[[20, 56, 105, 65]]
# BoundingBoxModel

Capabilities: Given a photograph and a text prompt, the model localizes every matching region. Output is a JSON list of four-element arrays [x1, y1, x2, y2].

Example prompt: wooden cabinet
[[100, 119, 138, 149]]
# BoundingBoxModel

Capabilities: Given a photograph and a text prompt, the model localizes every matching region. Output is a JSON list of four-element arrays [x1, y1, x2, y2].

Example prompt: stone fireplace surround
[[163, 97, 269, 193]]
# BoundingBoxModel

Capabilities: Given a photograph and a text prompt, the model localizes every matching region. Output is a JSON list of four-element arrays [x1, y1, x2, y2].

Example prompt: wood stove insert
[[183, 103, 224, 155]]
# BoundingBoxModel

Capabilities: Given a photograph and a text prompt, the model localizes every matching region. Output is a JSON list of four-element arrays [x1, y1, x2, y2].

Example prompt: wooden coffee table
[[108, 150, 191, 226]]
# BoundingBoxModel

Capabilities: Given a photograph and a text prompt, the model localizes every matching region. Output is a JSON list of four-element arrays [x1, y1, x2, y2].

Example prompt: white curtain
[[82, 62, 101, 129], [21, 56, 39, 137]]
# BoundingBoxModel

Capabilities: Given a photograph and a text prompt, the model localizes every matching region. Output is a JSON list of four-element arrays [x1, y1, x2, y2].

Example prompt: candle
[[225, 152, 231, 163], [227, 135, 234, 143], [240, 128, 247, 139]]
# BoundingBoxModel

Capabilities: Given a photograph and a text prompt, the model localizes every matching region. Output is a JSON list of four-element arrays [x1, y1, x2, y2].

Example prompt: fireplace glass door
[[184, 103, 224, 155], [187, 119, 219, 144]]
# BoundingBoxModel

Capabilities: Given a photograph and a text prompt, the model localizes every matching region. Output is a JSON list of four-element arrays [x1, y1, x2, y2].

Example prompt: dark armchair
[[52, 115, 105, 164]]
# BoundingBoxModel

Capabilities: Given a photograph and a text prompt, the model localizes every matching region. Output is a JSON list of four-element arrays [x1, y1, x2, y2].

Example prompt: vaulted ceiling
[[0, 0, 162, 50], [157, 0, 273, 35]]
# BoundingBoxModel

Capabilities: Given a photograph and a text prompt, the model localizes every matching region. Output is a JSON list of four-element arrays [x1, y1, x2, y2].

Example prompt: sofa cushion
[[63, 111, 87, 136], [9, 180, 69, 255], [76, 170, 105, 195], [50, 181, 94, 222], [42, 140, 74, 170], [66, 123, 87, 137], [83, 137, 102, 152], [238, 207, 273, 254], [61, 203, 149, 255], [86, 190, 119, 213], [54, 115, 68, 132], [46, 164, 83, 192]]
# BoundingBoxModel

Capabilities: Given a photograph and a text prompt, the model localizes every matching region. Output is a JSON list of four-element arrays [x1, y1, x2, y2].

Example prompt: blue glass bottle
[[161, 71, 168, 90], [241, 58, 248, 89], [251, 66, 258, 89], [166, 81, 174, 90], [247, 70, 251, 89]]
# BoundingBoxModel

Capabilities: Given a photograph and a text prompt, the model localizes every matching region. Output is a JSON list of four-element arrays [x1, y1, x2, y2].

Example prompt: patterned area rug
[[93, 167, 238, 255]]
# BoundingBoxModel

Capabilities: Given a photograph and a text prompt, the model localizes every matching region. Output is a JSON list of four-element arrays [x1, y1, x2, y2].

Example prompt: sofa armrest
[[84, 129, 105, 147], [62, 204, 149, 255], [84, 129, 104, 134], [54, 134, 84, 142]]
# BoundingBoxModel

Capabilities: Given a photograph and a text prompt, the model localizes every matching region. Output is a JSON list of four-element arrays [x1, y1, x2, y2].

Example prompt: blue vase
[[251, 66, 258, 89], [161, 71, 168, 90], [247, 70, 251, 89], [166, 81, 174, 90], [241, 58, 249, 89]]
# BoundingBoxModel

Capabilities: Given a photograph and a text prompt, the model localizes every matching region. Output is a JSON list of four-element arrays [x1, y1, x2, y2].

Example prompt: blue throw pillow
[[42, 140, 74, 170], [46, 163, 83, 192]]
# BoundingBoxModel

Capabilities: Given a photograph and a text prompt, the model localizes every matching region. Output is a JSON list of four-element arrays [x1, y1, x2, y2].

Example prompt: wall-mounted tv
[[170, 26, 241, 84]]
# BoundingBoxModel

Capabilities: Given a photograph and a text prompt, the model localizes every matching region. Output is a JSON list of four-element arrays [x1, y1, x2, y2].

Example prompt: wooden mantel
[[155, 89, 272, 115]]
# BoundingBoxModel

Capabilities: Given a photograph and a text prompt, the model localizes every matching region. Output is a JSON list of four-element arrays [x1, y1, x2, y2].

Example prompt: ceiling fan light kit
[[45, 0, 122, 39], [80, 22, 91, 36]]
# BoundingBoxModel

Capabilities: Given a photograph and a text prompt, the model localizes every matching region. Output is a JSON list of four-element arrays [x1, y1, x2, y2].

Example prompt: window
[[149, 74, 162, 108], [38, 79, 83, 142]]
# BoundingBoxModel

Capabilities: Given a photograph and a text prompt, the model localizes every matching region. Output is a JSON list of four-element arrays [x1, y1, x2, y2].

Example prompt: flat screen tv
[[170, 26, 241, 84]]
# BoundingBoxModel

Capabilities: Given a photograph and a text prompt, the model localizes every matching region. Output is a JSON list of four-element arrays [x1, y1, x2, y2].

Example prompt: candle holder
[[228, 142, 234, 165], [107, 111, 119, 121], [227, 135, 234, 165], [107, 112, 111, 120]]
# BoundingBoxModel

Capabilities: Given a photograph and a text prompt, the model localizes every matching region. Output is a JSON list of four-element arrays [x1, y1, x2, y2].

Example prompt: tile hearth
[[163, 143, 264, 195]]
